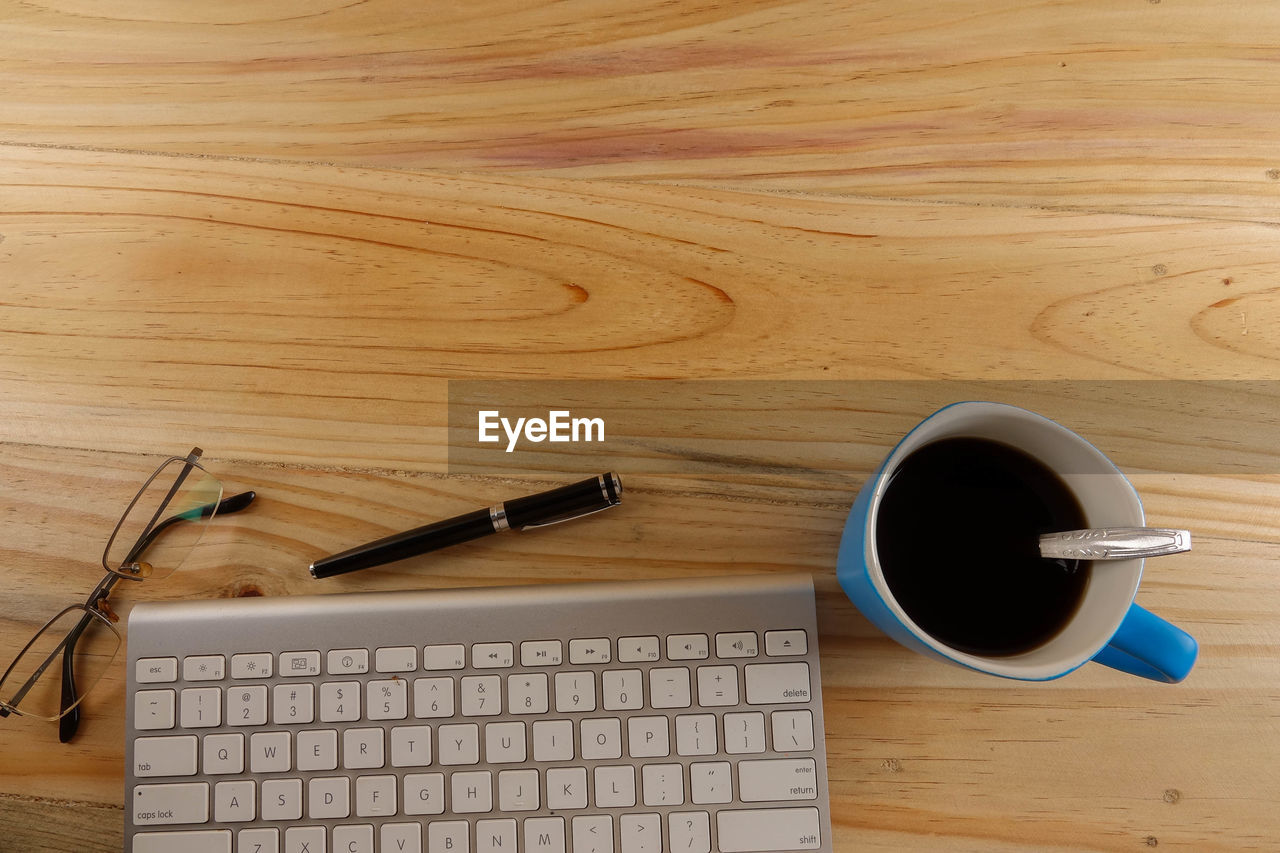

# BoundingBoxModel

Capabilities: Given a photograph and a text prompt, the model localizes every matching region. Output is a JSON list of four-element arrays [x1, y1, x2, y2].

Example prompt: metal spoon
[[1038, 527, 1192, 561]]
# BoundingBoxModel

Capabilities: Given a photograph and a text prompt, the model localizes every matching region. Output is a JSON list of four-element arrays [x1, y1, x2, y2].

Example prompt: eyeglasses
[[0, 448, 255, 742]]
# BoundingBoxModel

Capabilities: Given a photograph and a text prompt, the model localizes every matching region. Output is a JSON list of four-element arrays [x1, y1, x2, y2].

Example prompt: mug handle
[[1091, 603, 1198, 683]]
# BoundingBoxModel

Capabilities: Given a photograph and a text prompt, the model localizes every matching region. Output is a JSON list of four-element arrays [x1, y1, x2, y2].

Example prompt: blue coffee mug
[[836, 402, 1197, 682]]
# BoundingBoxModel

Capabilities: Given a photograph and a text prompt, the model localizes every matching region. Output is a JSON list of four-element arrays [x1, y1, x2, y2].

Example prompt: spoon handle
[[1038, 527, 1192, 561]]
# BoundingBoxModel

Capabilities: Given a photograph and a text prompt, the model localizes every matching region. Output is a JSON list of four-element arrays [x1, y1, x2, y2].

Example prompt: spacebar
[[716, 807, 821, 851], [133, 830, 231, 853]]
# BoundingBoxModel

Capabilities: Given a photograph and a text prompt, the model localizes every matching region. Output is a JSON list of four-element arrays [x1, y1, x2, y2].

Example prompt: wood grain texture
[[2, 0, 1280, 850], [2, 1, 1280, 219]]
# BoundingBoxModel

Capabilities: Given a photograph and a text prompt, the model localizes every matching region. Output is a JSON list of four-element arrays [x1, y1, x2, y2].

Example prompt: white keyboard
[[124, 574, 833, 853]]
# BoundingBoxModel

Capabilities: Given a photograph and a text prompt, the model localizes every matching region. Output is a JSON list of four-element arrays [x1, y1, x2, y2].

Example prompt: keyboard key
[[356, 774, 397, 817], [724, 711, 767, 754], [532, 719, 574, 761], [343, 728, 385, 769], [771, 709, 816, 751], [667, 633, 709, 661], [581, 717, 623, 760], [437, 722, 480, 765], [272, 683, 314, 724], [179, 687, 221, 728], [675, 713, 717, 756], [594, 765, 636, 808], [745, 662, 811, 704], [367, 678, 409, 720], [429, 821, 469, 853], [765, 629, 808, 656], [412, 677, 454, 718], [132, 830, 230, 853], [236, 828, 278, 853], [132, 781, 209, 826], [375, 645, 417, 673], [250, 731, 291, 773], [716, 807, 821, 851], [696, 664, 739, 707], [473, 642, 515, 668], [260, 778, 302, 821], [296, 729, 338, 771], [133, 735, 197, 777], [508, 673, 549, 714], [461, 674, 502, 716], [278, 650, 320, 677], [478, 818, 518, 853], [308, 776, 350, 819], [617, 635, 660, 662], [627, 716, 669, 758], [641, 763, 684, 807], [451, 770, 493, 813], [573, 815, 614, 853], [554, 671, 597, 712], [134, 689, 175, 731], [284, 826, 325, 853], [202, 732, 244, 775], [380, 823, 421, 853], [620, 813, 660, 853], [227, 684, 268, 726], [327, 648, 369, 675], [319, 681, 361, 723], [485, 720, 527, 763], [334, 823, 375, 853], [498, 768, 540, 811], [135, 657, 177, 683], [739, 758, 820, 802], [390, 725, 433, 767], [424, 644, 466, 670], [690, 761, 732, 805], [602, 669, 643, 711], [668, 810, 711, 853], [213, 779, 255, 822], [716, 631, 760, 658], [649, 667, 691, 709], [546, 766, 587, 810], [183, 655, 225, 681], [229, 652, 272, 679], [520, 639, 563, 666], [569, 638, 611, 664], [403, 772, 445, 816], [524, 816, 565, 853]]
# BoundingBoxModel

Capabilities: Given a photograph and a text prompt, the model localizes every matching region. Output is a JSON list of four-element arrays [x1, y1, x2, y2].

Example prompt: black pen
[[309, 473, 623, 579]]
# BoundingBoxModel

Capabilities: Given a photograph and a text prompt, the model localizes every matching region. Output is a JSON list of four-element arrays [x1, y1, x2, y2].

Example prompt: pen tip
[[307, 562, 318, 579]]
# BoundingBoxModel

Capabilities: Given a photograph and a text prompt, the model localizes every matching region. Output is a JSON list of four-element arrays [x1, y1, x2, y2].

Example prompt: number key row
[[136, 663, 809, 730]]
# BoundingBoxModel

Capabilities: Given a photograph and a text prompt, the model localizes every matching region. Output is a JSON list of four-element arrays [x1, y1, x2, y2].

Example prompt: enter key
[[738, 757, 819, 802]]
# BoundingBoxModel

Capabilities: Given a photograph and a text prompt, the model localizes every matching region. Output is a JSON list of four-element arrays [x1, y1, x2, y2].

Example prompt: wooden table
[[2, 2, 1278, 850]]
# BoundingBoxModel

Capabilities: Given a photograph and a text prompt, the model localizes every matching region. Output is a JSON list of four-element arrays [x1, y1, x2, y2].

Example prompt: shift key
[[132, 782, 209, 825], [744, 662, 811, 704], [716, 807, 821, 851]]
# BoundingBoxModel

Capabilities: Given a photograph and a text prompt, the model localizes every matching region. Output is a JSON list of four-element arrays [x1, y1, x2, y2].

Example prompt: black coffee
[[876, 436, 1090, 657]]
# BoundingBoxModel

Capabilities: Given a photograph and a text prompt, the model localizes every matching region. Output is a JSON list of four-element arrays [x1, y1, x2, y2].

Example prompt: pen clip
[[519, 502, 619, 530]]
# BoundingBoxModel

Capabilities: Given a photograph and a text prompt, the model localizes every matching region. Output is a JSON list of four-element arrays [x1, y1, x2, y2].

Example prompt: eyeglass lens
[[0, 605, 121, 721], [104, 459, 223, 580]]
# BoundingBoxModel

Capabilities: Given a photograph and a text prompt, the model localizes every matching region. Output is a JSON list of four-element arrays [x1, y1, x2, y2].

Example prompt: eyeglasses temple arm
[[121, 490, 258, 567], [58, 633, 80, 742]]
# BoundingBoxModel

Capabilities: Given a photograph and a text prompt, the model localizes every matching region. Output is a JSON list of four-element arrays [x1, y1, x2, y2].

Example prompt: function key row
[[137, 631, 809, 684]]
